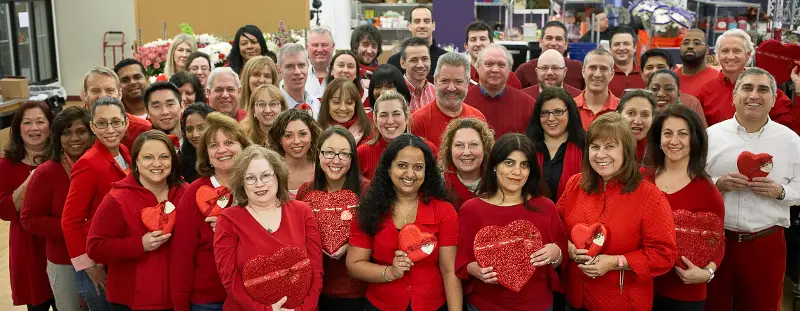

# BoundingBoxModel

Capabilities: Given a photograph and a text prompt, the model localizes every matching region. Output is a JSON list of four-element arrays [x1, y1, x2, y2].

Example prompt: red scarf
[[330, 117, 357, 129], [536, 142, 583, 201]]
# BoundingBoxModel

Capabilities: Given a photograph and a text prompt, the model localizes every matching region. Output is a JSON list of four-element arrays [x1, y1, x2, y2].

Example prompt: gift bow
[[243, 258, 311, 287], [203, 186, 232, 207], [296, 103, 312, 111]]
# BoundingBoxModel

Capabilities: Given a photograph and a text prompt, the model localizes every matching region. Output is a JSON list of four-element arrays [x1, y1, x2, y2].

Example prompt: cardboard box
[[0, 76, 29, 99]]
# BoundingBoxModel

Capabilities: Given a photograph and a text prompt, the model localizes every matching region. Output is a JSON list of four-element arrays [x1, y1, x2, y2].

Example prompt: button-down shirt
[[706, 117, 800, 232], [304, 65, 327, 99], [608, 63, 645, 98], [281, 85, 321, 120], [404, 75, 436, 113], [573, 90, 620, 130]]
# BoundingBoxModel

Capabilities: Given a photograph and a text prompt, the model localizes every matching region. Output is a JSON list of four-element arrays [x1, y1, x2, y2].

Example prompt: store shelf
[[693, 0, 761, 8], [515, 9, 550, 14], [359, 2, 432, 7], [475, 2, 510, 6]]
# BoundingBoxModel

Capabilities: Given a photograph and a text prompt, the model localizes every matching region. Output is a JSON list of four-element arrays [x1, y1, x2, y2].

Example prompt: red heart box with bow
[[756, 40, 800, 84], [570, 223, 607, 257], [195, 185, 233, 217], [398, 224, 438, 262], [737, 151, 773, 181], [673, 209, 724, 269], [302, 189, 359, 254], [242, 246, 312, 308], [474, 219, 543, 292], [141, 201, 177, 234]]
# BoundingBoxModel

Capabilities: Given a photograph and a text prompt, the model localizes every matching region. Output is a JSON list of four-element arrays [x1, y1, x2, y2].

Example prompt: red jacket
[[20, 160, 72, 265], [86, 174, 186, 310], [62, 139, 131, 270]]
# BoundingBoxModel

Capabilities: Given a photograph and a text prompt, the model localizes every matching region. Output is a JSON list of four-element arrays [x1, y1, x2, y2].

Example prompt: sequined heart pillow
[[241, 246, 312, 308], [674, 209, 724, 269], [302, 189, 359, 254], [474, 219, 543, 292]]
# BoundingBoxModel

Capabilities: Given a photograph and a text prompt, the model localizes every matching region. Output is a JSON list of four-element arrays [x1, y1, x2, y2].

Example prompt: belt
[[724, 226, 780, 243]]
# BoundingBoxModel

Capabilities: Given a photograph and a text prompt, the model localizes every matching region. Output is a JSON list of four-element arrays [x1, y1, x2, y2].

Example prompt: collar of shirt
[[281, 85, 312, 106], [729, 113, 770, 138], [575, 89, 617, 111], [614, 62, 641, 75], [479, 85, 506, 98], [404, 75, 430, 94], [716, 70, 736, 87]]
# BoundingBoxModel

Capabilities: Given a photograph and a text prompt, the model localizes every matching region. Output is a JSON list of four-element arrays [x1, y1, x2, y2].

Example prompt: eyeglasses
[[254, 101, 283, 109], [540, 109, 567, 117], [536, 66, 565, 72], [93, 119, 126, 129], [244, 171, 275, 185], [320, 150, 352, 161]]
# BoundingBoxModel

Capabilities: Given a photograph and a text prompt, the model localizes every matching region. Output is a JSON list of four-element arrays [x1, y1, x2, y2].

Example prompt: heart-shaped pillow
[[195, 185, 233, 217], [674, 209, 724, 269], [141, 201, 177, 234], [737, 151, 773, 181], [570, 223, 608, 257], [302, 189, 360, 254], [474, 219, 543, 292], [756, 40, 800, 84], [242, 246, 313, 308], [398, 224, 438, 262]]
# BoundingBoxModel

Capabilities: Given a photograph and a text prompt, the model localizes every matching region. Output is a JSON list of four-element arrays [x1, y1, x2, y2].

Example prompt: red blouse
[[214, 201, 323, 311], [20, 160, 72, 265]]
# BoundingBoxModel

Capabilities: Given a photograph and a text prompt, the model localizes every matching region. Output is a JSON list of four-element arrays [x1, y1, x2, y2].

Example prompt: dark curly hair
[[357, 134, 449, 236], [350, 24, 383, 63], [267, 109, 321, 163], [476, 133, 548, 211]]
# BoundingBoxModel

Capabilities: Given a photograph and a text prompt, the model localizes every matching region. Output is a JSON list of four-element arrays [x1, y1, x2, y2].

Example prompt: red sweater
[[557, 174, 677, 311], [410, 101, 487, 148], [20, 160, 71, 265], [464, 85, 535, 140], [455, 197, 567, 311], [170, 177, 228, 311], [122, 112, 152, 152], [357, 137, 439, 180], [515, 58, 585, 90], [443, 171, 476, 211], [0, 159, 52, 306], [522, 84, 582, 99], [469, 65, 522, 89], [214, 201, 323, 311], [674, 67, 719, 98], [609, 63, 645, 98]]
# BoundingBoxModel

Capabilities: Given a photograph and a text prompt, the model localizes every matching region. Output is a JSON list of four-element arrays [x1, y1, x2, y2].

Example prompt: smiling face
[[589, 136, 623, 181], [329, 89, 356, 123], [451, 128, 484, 175], [535, 51, 566, 89], [477, 48, 510, 89], [400, 45, 431, 83], [319, 133, 352, 183], [188, 58, 211, 87], [90, 105, 128, 151], [117, 64, 147, 103], [495, 150, 530, 196], [174, 42, 192, 70], [20, 107, 50, 150], [733, 73, 775, 123], [539, 26, 567, 55], [434, 64, 468, 110], [280, 120, 312, 160], [244, 158, 278, 206], [357, 37, 379, 65], [61, 119, 93, 160], [184, 113, 207, 149], [539, 98, 569, 139], [582, 53, 614, 93], [82, 74, 120, 107], [254, 91, 283, 129], [177, 83, 196, 106], [238, 33, 262, 62], [717, 35, 750, 74], [279, 52, 309, 92], [307, 32, 334, 67], [136, 140, 172, 185], [610, 33, 635, 65], [207, 73, 241, 116], [660, 117, 691, 163], [207, 130, 244, 173], [147, 89, 182, 133], [248, 67, 274, 91], [620, 97, 653, 141], [465, 30, 491, 62], [649, 73, 680, 112], [390, 146, 426, 196], [642, 56, 669, 83], [332, 54, 358, 80], [408, 8, 435, 40], [375, 99, 407, 141]]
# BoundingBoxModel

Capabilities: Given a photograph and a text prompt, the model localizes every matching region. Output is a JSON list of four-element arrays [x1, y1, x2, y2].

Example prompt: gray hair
[[308, 26, 334, 44], [715, 29, 754, 66], [82, 67, 119, 93], [734, 67, 777, 97], [277, 43, 309, 67], [206, 67, 241, 89], [476, 44, 514, 69], [91, 97, 127, 121], [583, 48, 615, 69], [433, 52, 470, 81]]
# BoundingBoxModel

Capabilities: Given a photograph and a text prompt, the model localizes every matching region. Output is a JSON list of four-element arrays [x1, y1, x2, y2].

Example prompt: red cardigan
[[443, 171, 476, 211], [86, 174, 185, 309], [357, 136, 439, 180], [20, 160, 72, 265], [62, 139, 131, 270], [0, 158, 52, 306], [170, 177, 228, 311], [557, 174, 677, 311], [536, 142, 583, 201], [455, 197, 567, 311], [214, 201, 323, 311]]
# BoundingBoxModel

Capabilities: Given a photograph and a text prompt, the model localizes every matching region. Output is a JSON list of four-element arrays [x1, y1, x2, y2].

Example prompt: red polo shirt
[[410, 101, 486, 148], [469, 65, 522, 89], [574, 90, 620, 130], [521, 84, 583, 99], [674, 66, 719, 98], [608, 63, 645, 98]]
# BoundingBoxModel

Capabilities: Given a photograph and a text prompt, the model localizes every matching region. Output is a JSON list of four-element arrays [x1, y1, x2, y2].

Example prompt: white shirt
[[304, 65, 326, 99], [281, 85, 321, 120], [706, 116, 800, 232]]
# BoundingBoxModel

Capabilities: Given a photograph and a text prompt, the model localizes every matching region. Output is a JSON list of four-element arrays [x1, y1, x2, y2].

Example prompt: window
[[0, 0, 57, 84]]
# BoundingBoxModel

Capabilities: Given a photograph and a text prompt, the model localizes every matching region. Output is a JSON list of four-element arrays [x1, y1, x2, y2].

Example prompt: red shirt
[[674, 66, 719, 98], [170, 177, 228, 311], [86, 174, 186, 309], [516, 58, 585, 90], [122, 112, 152, 152], [455, 197, 566, 311], [443, 172, 476, 211], [235, 108, 247, 122], [214, 201, 323, 311], [0, 159, 52, 306], [349, 197, 459, 311], [609, 63, 645, 98], [557, 174, 677, 311], [20, 160, 71, 265], [357, 137, 439, 181], [465, 85, 535, 140], [469, 64, 522, 89], [522, 84, 583, 99], [574, 90, 621, 130], [410, 101, 487, 148]]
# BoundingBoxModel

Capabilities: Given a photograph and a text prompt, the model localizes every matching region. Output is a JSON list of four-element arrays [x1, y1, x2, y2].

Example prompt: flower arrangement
[[134, 39, 171, 77], [264, 20, 306, 52], [630, 0, 696, 38]]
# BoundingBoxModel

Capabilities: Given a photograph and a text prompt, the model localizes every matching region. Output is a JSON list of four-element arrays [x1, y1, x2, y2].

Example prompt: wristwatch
[[778, 186, 786, 200], [706, 267, 715, 283]]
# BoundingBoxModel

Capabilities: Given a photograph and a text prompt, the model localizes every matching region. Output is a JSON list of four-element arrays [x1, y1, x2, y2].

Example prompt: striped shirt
[[404, 75, 436, 113]]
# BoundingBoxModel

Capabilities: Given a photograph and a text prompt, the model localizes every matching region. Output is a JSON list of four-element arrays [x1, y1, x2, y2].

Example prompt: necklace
[[457, 172, 480, 192], [249, 203, 281, 233], [395, 200, 419, 226]]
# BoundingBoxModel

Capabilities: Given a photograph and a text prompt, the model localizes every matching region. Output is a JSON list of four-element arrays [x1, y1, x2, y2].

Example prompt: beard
[[681, 51, 706, 67]]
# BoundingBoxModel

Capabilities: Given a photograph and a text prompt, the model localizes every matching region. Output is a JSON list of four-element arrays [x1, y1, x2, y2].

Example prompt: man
[[205, 67, 247, 121], [351, 24, 382, 79], [305, 26, 335, 99], [640, 49, 706, 125], [579, 9, 612, 42], [144, 81, 184, 147], [278, 43, 321, 119], [574, 48, 620, 130], [521, 49, 582, 99], [463, 20, 521, 89], [608, 25, 644, 97], [113, 58, 149, 119], [675, 29, 719, 97], [387, 5, 447, 82], [696, 29, 800, 132], [464, 44, 535, 139], [516, 21, 584, 90], [410, 52, 486, 147], [705, 68, 800, 311], [400, 37, 436, 112]]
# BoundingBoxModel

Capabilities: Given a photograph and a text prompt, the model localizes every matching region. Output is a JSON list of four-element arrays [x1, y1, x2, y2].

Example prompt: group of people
[[0, 5, 799, 311]]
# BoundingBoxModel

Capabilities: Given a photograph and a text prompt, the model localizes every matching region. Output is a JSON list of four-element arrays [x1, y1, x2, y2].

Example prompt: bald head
[[536, 49, 567, 89]]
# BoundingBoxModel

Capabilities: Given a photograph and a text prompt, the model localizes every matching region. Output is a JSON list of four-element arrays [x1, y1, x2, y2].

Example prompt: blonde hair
[[81, 67, 119, 94], [165, 34, 198, 78], [241, 84, 288, 146], [240, 56, 280, 111], [229, 145, 290, 206], [368, 90, 411, 145]]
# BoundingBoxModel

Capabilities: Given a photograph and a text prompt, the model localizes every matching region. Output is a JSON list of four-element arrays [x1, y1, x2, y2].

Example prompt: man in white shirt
[[705, 68, 800, 311], [304, 26, 335, 99], [278, 43, 321, 119]]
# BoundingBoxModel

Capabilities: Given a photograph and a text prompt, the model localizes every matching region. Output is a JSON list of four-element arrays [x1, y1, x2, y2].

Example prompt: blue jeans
[[75, 269, 112, 311], [190, 303, 223, 311]]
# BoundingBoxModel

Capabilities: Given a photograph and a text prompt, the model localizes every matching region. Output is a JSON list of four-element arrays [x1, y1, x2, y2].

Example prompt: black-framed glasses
[[244, 171, 275, 185], [93, 119, 126, 129], [320, 150, 352, 161], [540, 109, 567, 118]]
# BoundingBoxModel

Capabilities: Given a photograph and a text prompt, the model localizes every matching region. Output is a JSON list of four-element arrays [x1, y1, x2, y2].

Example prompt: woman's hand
[[675, 256, 712, 284], [531, 243, 562, 267], [466, 261, 498, 284], [205, 216, 217, 232], [568, 241, 592, 264], [389, 250, 413, 280], [142, 230, 171, 252], [326, 244, 349, 260], [578, 254, 617, 278], [271, 296, 294, 311]]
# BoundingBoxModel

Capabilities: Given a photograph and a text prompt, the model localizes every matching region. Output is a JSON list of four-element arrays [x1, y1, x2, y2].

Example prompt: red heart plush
[[301, 189, 360, 254], [570, 223, 608, 257], [195, 185, 233, 217], [398, 224, 438, 262], [756, 40, 800, 84], [141, 201, 177, 234], [474, 220, 543, 292], [241, 246, 312, 308], [737, 151, 773, 181], [674, 209, 724, 269]]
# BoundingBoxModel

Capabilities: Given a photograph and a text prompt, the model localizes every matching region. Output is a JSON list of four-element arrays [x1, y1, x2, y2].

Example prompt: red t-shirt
[[410, 101, 487, 148], [674, 66, 719, 98]]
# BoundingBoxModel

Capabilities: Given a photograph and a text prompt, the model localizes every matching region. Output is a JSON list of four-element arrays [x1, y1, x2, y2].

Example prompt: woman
[[165, 34, 198, 78], [179, 103, 215, 184], [646, 105, 724, 311], [438, 117, 494, 210], [647, 69, 707, 128], [228, 25, 271, 75], [616, 89, 655, 166], [347, 134, 462, 311], [86, 130, 186, 311], [367, 64, 412, 107], [170, 71, 207, 106], [455, 133, 567, 311], [317, 78, 373, 145], [324, 51, 366, 106], [21, 106, 94, 311], [186, 52, 213, 88], [526, 87, 586, 203], [242, 84, 288, 147], [268, 109, 321, 198], [171, 112, 252, 311], [297, 126, 369, 310], [240, 56, 280, 112], [357, 91, 437, 180], [214, 145, 323, 310], [558, 113, 677, 311], [0, 101, 56, 310]]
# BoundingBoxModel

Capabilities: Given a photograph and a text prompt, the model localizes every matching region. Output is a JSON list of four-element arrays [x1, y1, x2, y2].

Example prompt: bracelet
[[549, 244, 562, 265], [382, 265, 391, 282]]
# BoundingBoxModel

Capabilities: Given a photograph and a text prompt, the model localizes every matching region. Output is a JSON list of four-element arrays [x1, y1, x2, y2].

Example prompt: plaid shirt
[[404, 75, 436, 113]]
